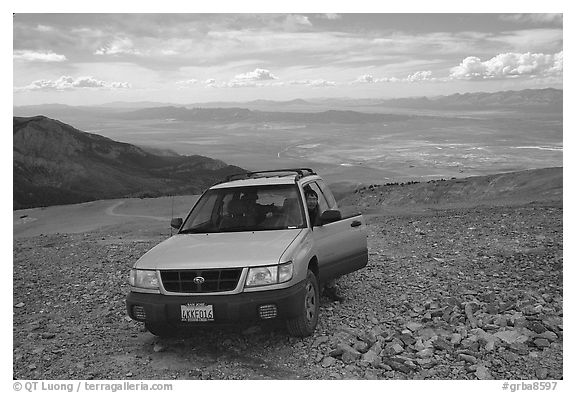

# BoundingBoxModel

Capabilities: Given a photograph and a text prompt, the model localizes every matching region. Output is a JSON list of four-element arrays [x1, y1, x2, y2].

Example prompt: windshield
[[179, 184, 305, 233]]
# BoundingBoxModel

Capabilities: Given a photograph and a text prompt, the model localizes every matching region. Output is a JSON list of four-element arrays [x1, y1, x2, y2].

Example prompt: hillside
[[340, 167, 562, 212], [13, 116, 246, 209]]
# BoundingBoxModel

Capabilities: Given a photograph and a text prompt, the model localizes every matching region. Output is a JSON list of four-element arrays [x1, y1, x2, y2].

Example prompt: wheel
[[145, 322, 177, 337], [286, 270, 319, 337]]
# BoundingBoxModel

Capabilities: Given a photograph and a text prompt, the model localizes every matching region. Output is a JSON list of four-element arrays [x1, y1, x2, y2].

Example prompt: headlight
[[245, 262, 293, 288], [129, 269, 160, 289]]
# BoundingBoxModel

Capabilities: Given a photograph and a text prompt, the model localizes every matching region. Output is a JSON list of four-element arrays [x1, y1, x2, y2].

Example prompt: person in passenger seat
[[304, 188, 344, 302]]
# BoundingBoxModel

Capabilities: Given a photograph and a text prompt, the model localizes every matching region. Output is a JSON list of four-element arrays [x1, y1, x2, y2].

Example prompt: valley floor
[[13, 200, 562, 381]]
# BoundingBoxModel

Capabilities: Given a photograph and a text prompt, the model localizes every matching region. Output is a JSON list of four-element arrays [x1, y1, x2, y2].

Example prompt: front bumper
[[126, 280, 306, 326]]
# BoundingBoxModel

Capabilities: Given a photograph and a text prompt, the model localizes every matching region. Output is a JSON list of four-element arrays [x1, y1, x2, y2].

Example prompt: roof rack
[[224, 168, 317, 182]]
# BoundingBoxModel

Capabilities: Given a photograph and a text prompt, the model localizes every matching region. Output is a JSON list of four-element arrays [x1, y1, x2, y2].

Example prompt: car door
[[305, 181, 368, 283]]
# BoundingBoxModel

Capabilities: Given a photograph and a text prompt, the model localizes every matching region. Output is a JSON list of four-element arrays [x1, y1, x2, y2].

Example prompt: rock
[[416, 348, 434, 358], [464, 303, 479, 328], [406, 322, 423, 332], [357, 331, 378, 346], [14, 302, 25, 308], [382, 359, 412, 374], [542, 316, 563, 332], [353, 340, 370, 353], [493, 315, 508, 327], [153, 343, 166, 352], [416, 358, 437, 369], [433, 337, 452, 352], [450, 333, 462, 345], [494, 330, 524, 345], [414, 339, 426, 351], [481, 292, 497, 303], [509, 343, 529, 355], [458, 353, 477, 363], [321, 356, 337, 368], [486, 303, 499, 315], [475, 365, 493, 380], [418, 328, 437, 340], [398, 333, 416, 346], [312, 336, 330, 348], [514, 317, 529, 328], [472, 328, 499, 351], [536, 367, 548, 379], [533, 338, 550, 348], [339, 343, 362, 364], [360, 350, 381, 367], [527, 321, 546, 334], [41, 333, 56, 339], [364, 370, 379, 379], [390, 343, 404, 354], [536, 331, 558, 341]]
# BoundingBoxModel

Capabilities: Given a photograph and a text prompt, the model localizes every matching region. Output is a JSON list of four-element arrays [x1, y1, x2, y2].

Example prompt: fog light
[[132, 305, 147, 321], [259, 304, 277, 319]]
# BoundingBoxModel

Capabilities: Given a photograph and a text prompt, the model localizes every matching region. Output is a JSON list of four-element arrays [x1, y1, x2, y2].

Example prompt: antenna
[[170, 195, 175, 237]]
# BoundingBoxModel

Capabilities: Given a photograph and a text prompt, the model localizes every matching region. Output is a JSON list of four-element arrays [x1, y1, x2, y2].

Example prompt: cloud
[[13, 50, 67, 62], [406, 70, 433, 82], [232, 68, 278, 82], [353, 72, 434, 84], [450, 51, 563, 80], [289, 79, 336, 87], [94, 38, 141, 56], [354, 74, 377, 84], [35, 25, 55, 32], [176, 79, 199, 88], [198, 68, 281, 88], [499, 14, 563, 26], [15, 76, 131, 91], [284, 14, 312, 28], [318, 14, 342, 20]]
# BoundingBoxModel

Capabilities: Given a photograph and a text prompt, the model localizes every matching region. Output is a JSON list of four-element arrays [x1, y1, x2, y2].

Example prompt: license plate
[[180, 303, 214, 322]]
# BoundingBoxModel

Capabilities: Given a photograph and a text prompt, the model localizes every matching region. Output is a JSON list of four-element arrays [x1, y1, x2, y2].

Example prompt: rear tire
[[286, 270, 319, 337]]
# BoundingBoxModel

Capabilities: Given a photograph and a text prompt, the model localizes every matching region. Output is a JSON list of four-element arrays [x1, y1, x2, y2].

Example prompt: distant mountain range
[[13, 88, 562, 123], [375, 88, 562, 111], [13, 116, 245, 209], [186, 88, 563, 112]]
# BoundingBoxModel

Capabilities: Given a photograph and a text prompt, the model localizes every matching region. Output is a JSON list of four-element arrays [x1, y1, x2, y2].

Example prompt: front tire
[[286, 270, 319, 337]]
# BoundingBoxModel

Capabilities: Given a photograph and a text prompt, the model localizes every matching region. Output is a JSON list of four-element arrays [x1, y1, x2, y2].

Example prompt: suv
[[126, 168, 368, 336]]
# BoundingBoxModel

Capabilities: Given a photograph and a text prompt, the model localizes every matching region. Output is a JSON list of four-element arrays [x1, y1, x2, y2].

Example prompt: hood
[[135, 229, 303, 269]]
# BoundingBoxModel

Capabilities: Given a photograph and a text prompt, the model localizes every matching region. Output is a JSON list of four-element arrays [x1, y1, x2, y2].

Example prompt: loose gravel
[[13, 200, 562, 380]]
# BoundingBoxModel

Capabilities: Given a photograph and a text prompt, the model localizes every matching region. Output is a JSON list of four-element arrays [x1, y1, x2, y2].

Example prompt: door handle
[[351, 220, 362, 227]]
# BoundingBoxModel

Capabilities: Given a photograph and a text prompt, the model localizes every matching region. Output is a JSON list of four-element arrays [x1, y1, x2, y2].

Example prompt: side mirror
[[170, 218, 183, 230], [319, 209, 342, 225]]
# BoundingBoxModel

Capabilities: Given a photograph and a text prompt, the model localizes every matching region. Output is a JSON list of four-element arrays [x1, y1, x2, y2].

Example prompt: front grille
[[160, 268, 242, 293]]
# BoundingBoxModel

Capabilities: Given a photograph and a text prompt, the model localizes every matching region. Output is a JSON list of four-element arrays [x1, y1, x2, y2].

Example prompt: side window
[[316, 180, 338, 209], [305, 182, 329, 214]]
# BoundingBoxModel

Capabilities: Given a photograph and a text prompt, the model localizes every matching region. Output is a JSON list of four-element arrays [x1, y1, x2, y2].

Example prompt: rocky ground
[[13, 200, 562, 380]]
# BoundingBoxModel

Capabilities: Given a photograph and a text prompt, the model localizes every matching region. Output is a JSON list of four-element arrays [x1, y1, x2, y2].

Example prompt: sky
[[12, 12, 564, 106]]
